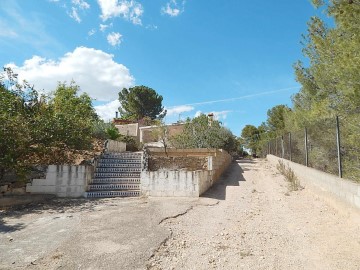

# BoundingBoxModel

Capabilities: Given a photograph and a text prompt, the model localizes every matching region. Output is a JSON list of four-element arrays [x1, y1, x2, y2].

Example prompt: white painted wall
[[141, 149, 232, 197], [267, 155, 360, 209], [26, 165, 93, 197], [141, 170, 211, 197]]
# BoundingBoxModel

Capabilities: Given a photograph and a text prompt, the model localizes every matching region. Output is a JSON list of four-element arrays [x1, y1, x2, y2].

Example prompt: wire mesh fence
[[339, 115, 360, 181], [266, 116, 359, 182]]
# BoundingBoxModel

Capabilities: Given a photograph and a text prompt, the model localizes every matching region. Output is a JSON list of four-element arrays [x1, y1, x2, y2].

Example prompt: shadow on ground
[[202, 159, 254, 200], [0, 196, 105, 233]]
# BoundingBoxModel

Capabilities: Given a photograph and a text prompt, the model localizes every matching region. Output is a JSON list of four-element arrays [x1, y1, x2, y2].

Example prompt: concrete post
[[305, 127, 308, 167], [336, 116, 343, 178], [289, 132, 292, 161]]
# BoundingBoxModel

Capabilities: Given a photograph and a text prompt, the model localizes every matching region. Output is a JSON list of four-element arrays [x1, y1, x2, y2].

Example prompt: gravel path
[[148, 159, 360, 270], [1, 159, 360, 269]]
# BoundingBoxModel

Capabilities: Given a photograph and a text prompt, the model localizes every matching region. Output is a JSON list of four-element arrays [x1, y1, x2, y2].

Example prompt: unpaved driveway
[[1, 159, 360, 269]]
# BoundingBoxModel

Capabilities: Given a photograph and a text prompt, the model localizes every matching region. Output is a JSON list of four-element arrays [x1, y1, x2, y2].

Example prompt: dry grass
[[276, 160, 301, 191]]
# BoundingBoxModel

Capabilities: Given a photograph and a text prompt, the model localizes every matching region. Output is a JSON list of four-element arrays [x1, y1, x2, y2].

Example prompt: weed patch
[[277, 160, 301, 191]]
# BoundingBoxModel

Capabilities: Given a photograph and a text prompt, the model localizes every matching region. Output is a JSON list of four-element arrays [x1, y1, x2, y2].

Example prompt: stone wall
[[148, 156, 208, 171], [141, 170, 210, 197], [105, 140, 126, 153], [139, 124, 184, 143], [141, 148, 232, 197], [115, 123, 139, 137], [267, 155, 360, 210], [26, 165, 93, 197]]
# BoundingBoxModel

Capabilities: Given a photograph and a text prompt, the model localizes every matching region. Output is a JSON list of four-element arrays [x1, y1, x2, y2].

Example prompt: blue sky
[[0, 0, 325, 136]]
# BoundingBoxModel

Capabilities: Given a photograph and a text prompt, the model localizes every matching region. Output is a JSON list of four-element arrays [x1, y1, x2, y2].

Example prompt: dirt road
[[1, 159, 360, 269]]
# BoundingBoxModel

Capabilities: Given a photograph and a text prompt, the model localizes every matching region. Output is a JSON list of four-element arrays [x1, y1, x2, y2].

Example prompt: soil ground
[[1, 159, 360, 269]]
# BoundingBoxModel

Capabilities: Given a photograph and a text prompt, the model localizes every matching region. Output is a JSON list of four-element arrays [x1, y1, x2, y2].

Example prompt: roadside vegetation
[[240, 0, 360, 179], [0, 69, 160, 182], [170, 114, 242, 156], [276, 160, 301, 192]]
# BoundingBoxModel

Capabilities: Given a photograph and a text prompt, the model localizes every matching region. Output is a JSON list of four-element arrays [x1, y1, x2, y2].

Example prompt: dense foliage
[[171, 114, 240, 154], [0, 68, 100, 180], [118, 86, 166, 120], [240, 0, 360, 179]]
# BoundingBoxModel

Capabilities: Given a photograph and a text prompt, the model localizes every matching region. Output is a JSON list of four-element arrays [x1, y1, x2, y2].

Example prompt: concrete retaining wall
[[139, 124, 185, 143], [208, 149, 232, 183], [141, 149, 232, 197], [267, 155, 360, 209], [26, 165, 93, 197], [115, 123, 139, 137], [105, 140, 126, 153], [141, 170, 211, 197]]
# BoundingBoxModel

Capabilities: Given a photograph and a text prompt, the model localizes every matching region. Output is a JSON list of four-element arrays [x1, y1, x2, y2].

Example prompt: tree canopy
[[118, 86, 166, 120], [0, 68, 100, 179], [171, 114, 239, 154]]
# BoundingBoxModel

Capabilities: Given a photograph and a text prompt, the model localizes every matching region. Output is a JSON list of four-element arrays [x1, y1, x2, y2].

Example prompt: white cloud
[[97, 0, 144, 25], [88, 28, 96, 36], [69, 7, 81, 22], [194, 111, 202, 117], [100, 23, 111, 31], [6, 46, 134, 101], [107, 32, 122, 46], [166, 105, 194, 116], [95, 99, 121, 121], [51, 0, 90, 23], [72, 0, 90, 10], [193, 110, 230, 120], [212, 110, 231, 120], [161, 0, 185, 17]]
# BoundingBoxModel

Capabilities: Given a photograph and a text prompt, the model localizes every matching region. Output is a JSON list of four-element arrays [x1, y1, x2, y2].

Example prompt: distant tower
[[208, 113, 214, 126]]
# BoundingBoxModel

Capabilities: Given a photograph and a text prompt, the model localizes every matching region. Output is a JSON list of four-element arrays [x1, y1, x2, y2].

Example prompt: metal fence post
[[336, 116, 343, 178], [289, 132, 292, 161], [305, 127, 308, 167]]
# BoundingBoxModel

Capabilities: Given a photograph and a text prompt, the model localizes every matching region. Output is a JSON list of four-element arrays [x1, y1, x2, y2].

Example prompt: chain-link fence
[[267, 116, 360, 182]]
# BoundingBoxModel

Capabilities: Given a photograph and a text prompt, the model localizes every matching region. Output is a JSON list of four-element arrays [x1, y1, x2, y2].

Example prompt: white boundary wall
[[105, 140, 126, 153], [141, 170, 211, 197], [26, 165, 93, 197], [267, 155, 360, 209], [141, 149, 232, 197]]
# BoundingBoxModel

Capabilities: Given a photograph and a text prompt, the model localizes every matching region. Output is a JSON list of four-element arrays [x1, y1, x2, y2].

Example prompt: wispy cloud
[[72, 0, 90, 10], [161, 0, 185, 17], [68, 7, 81, 22], [100, 23, 112, 32], [107, 32, 122, 46], [88, 28, 96, 36], [52, 0, 90, 23], [172, 87, 300, 107], [193, 110, 231, 121], [97, 0, 144, 25], [0, 1, 63, 55], [166, 105, 194, 116]]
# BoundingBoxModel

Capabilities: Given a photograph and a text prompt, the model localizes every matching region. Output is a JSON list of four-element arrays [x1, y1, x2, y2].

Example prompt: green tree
[[266, 105, 291, 136], [290, 0, 360, 179], [240, 125, 260, 155], [151, 120, 170, 156], [0, 68, 46, 179], [118, 86, 166, 120], [51, 82, 98, 149], [171, 114, 237, 153]]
